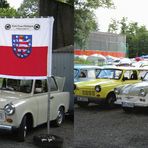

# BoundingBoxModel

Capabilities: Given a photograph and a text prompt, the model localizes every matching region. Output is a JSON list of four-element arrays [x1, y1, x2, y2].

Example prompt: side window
[[130, 70, 138, 80], [123, 70, 138, 80], [51, 78, 58, 91], [79, 70, 87, 78], [34, 80, 43, 94], [123, 70, 131, 80], [87, 70, 95, 78], [95, 69, 101, 77]]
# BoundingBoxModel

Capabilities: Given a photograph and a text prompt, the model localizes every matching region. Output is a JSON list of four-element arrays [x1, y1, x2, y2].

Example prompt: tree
[[0, 0, 18, 17], [108, 17, 148, 57], [108, 19, 119, 33], [17, 0, 39, 17], [0, 8, 18, 17], [75, 0, 114, 49], [0, 0, 9, 8]]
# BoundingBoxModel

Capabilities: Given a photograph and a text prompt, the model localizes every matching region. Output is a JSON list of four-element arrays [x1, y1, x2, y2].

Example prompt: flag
[[0, 18, 54, 79]]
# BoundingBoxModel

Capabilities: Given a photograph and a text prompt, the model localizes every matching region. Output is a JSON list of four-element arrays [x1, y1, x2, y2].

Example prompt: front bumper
[[0, 124, 17, 132], [76, 96, 105, 104], [115, 99, 148, 107]]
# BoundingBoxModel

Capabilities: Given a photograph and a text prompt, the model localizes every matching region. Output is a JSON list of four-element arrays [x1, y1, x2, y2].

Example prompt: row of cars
[[74, 65, 148, 110]]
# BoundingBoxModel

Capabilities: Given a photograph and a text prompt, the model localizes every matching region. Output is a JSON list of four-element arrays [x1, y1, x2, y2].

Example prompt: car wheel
[[17, 116, 27, 142], [106, 93, 116, 108], [122, 107, 133, 113], [53, 107, 65, 127], [77, 101, 89, 107]]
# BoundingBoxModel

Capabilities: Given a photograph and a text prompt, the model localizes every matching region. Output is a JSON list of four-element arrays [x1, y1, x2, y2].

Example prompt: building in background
[[75, 32, 127, 58]]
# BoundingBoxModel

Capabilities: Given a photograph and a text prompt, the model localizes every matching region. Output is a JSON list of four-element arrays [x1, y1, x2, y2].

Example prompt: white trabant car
[[115, 72, 148, 112], [0, 76, 70, 141]]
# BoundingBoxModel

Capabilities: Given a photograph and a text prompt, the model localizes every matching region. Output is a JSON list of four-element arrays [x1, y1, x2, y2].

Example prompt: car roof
[[102, 66, 145, 71], [74, 64, 102, 69]]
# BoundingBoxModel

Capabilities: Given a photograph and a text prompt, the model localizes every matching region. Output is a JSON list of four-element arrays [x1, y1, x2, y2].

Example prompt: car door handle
[[50, 96, 54, 99]]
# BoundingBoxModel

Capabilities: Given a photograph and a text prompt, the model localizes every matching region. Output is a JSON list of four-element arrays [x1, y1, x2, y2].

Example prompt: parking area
[[0, 116, 73, 148], [74, 104, 148, 148]]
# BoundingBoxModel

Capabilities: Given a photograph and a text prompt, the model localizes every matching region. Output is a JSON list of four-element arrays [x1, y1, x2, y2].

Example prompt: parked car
[[74, 67, 142, 107], [115, 72, 148, 112], [74, 65, 101, 82], [0, 76, 70, 141]]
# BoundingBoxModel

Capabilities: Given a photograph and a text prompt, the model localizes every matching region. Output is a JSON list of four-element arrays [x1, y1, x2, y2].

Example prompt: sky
[[7, 0, 24, 9], [95, 0, 148, 32]]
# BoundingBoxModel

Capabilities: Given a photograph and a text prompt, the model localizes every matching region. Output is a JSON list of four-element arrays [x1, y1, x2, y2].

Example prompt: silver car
[[115, 72, 148, 112]]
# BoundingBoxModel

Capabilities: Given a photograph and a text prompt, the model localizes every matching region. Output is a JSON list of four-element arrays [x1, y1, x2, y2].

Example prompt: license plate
[[77, 97, 88, 102], [122, 102, 134, 108]]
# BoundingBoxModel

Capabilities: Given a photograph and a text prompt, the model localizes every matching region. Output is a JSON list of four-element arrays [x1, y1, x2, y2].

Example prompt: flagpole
[[47, 76, 51, 134]]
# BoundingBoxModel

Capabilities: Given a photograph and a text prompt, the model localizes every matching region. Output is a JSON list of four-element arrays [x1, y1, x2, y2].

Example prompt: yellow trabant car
[[74, 67, 142, 107]]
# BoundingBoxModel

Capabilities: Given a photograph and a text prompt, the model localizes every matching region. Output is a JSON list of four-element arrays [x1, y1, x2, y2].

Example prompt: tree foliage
[[75, 0, 114, 49], [17, 0, 39, 17], [0, 0, 18, 17], [0, 7, 18, 17], [108, 17, 148, 57], [0, 0, 9, 8]]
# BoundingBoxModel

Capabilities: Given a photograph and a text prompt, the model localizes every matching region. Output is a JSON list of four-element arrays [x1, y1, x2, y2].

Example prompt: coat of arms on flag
[[12, 35, 32, 58]]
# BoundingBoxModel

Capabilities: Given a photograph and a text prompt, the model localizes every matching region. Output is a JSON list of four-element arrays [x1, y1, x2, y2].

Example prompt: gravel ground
[[0, 116, 73, 148], [74, 104, 148, 148]]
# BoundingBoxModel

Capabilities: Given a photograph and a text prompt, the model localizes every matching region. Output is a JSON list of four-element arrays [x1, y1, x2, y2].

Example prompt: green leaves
[[75, 0, 114, 49], [108, 17, 148, 57], [17, 0, 39, 17], [0, 0, 9, 8]]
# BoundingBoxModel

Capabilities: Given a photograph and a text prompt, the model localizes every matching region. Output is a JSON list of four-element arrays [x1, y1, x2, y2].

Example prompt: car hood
[[121, 81, 148, 96], [0, 90, 31, 108], [75, 79, 118, 88]]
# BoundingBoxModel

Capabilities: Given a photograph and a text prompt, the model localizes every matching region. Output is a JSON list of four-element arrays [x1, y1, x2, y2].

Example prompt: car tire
[[17, 116, 27, 142], [122, 107, 133, 113], [106, 93, 116, 108], [52, 107, 65, 127], [77, 101, 89, 107]]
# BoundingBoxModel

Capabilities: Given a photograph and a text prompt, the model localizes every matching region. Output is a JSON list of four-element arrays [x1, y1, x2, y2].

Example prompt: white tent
[[86, 54, 107, 65]]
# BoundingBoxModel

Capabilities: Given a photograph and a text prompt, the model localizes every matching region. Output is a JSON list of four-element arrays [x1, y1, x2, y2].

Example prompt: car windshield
[[143, 72, 148, 81], [96, 69, 122, 80], [0, 78, 33, 93]]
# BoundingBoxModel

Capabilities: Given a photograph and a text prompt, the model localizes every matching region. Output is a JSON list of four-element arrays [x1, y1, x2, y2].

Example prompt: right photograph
[[74, 0, 148, 147]]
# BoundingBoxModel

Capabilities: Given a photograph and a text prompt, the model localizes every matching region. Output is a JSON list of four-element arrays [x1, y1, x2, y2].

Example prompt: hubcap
[[57, 111, 63, 125], [24, 126, 27, 138]]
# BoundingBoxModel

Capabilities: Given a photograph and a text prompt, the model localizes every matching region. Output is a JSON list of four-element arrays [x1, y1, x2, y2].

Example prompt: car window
[[79, 70, 87, 78], [97, 69, 122, 79], [0, 78, 32, 93], [143, 72, 148, 81], [50, 78, 58, 91], [34, 78, 58, 94], [87, 70, 96, 78], [74, 69, 78, 78], [123, 70, 138, 80]]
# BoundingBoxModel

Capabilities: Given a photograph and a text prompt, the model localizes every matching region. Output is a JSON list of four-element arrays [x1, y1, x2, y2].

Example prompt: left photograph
[[0, 0, 74, 148]]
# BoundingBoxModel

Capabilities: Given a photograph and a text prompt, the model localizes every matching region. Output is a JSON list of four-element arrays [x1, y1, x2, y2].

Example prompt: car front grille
[[82, 90, 95, 96]]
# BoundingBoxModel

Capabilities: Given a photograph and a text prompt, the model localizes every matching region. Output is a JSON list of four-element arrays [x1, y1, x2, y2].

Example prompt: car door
[[34, 79, 48, 125]]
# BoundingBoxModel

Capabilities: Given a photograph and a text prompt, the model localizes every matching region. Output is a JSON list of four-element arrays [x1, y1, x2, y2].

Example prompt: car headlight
[[95, 85, 101, 92], [114, 88, 120, 95], [4, 103, 15, 115], [139, 89, 146, 97]]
